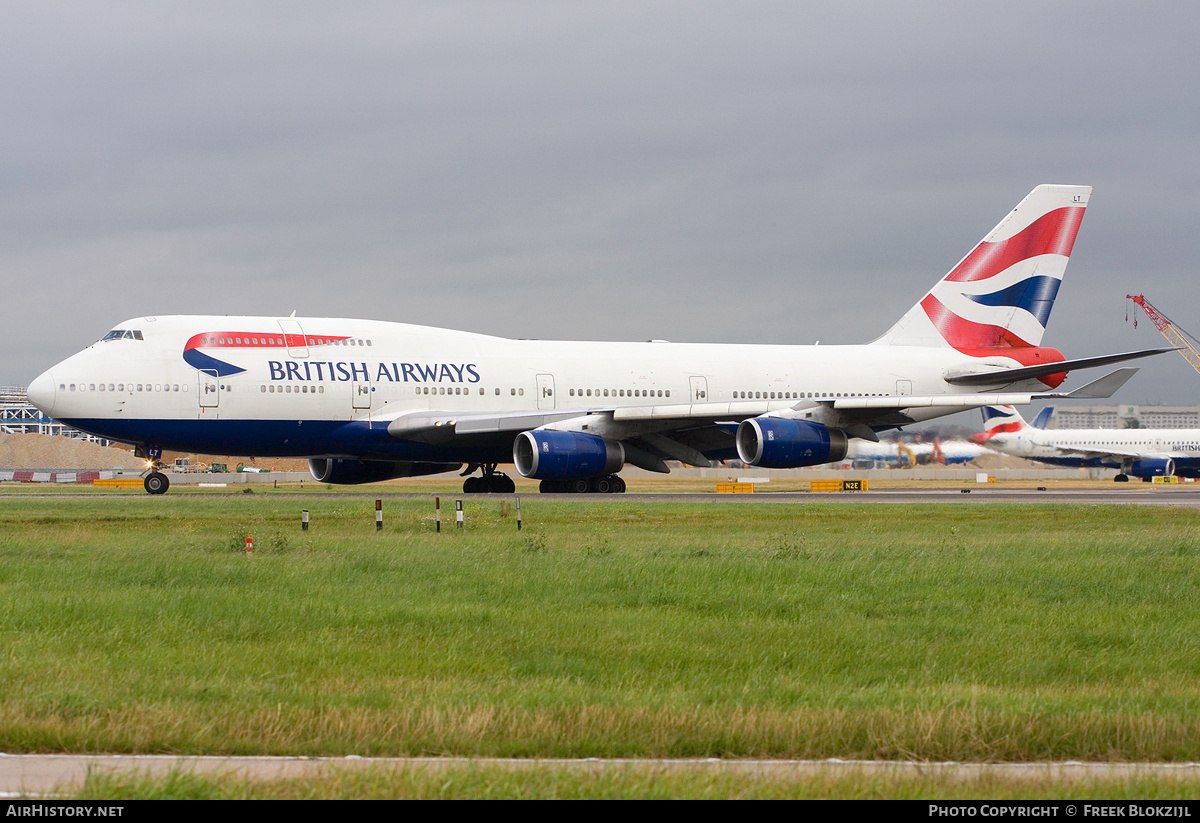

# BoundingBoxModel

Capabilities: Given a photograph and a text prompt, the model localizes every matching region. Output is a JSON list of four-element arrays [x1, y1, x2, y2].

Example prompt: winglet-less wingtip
[[1054, 367, 1139, 399]]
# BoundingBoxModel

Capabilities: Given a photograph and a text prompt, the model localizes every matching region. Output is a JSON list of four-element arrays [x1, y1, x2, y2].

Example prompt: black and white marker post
[[375, 499, 383, 531]]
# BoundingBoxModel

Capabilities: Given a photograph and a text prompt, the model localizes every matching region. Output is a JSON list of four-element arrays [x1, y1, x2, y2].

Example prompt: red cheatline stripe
[[183, 333, 351, 351]]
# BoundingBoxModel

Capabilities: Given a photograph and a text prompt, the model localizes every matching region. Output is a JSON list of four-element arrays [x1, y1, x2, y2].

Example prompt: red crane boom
[[1126, 294, 1200, 375]]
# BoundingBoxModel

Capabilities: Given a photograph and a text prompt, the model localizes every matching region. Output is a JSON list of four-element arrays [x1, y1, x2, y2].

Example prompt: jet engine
[[308, 458, 462, 485], [513, 430, 625, 479], [735, 417, 849, 468], [1129, 457, 1174, 479]]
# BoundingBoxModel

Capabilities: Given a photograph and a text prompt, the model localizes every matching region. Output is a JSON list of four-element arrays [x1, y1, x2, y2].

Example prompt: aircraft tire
[[144, 472, 170, 495], [1114, 474, 1129, 483], [611, 475, 626, 493]]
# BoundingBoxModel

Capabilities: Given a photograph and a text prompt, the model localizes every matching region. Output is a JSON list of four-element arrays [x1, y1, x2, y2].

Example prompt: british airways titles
[[267, 360, 481, 384]]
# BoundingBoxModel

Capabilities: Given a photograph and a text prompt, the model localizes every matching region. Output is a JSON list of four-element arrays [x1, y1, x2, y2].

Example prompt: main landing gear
[[135, 446, 170, 495], [461, 463, 516, 494], [538, 474, 626, 494]]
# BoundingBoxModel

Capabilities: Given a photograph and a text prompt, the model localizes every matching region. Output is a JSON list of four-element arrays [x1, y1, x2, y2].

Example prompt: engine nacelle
[[308, 458, 462, 485], [513, 430, 625, 479], [1129, 457, 1174, 479], [735, 417, 849, 468]]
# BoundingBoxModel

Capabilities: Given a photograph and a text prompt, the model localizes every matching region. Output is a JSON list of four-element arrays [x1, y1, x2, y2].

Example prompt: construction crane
[[1126, 294, 1200, 376]]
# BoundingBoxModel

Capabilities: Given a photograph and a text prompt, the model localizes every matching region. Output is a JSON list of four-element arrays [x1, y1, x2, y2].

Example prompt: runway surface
[[9, 485, 1200, 506]]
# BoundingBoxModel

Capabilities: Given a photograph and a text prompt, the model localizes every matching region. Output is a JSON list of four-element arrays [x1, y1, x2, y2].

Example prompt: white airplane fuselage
[[980, 424, 1200, 477], [28, 315, 1023, 463]]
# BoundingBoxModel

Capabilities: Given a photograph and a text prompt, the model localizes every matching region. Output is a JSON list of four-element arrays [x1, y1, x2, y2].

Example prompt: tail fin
[[875, 184, 1091, 350], [1030, 405, 1054, 429], [973, 405, 1029, 440]]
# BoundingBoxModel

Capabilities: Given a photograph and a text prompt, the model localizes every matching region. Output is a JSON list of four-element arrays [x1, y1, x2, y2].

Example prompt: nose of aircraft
[[27, 370, 56, 416]]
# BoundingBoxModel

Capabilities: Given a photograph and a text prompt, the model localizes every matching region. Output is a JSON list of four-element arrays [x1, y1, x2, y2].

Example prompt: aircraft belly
[[58, 417, 514, 463]]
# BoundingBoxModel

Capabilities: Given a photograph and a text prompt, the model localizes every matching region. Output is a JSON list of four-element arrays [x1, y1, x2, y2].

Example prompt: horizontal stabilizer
[[944, 347, 1173, 386], [1058, 367, 1138, 399]]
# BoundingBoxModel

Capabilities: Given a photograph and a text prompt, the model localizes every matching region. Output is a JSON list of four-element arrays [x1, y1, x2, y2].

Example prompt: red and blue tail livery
[[877, 185, 1089, 379]]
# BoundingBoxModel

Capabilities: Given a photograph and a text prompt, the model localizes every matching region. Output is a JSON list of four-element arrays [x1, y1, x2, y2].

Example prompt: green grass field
[[2, 490, 1199, 796]]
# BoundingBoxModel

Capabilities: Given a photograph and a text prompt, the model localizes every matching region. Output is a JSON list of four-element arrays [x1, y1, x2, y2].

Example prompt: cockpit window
[[101, 330, 144, 341]]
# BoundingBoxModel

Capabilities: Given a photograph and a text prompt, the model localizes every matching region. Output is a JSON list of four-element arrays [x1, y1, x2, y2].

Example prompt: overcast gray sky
[[5, 1, 1200, 418]]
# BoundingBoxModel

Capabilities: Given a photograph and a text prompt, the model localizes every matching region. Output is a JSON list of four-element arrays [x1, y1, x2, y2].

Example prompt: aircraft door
[[199, 370, 219, 408], [536, 374, 555, 410], [689, 376, 708, 402], [896, 380, 913, 396], [277, 319, 309, 359], [352, 379, 372, 411]]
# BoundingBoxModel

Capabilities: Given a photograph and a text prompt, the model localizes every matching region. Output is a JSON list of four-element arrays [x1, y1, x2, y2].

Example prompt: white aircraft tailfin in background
[[875, 184, 1091, 351], [1030, 406, 1055, 429]]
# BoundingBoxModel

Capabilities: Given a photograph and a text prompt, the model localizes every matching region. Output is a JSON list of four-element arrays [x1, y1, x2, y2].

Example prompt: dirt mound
[[0, 434, 310, 472], [0, 434, 144, 471]]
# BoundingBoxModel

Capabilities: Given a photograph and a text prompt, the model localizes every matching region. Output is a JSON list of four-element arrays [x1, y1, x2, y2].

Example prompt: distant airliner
[[971, 405, 1200, 481], [27, 184, 1166, 494], [846, 437, 986, 467]]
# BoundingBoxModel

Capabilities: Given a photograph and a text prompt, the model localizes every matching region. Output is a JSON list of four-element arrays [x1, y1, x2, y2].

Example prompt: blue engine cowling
[[1129, 457, 1174, 479], [735, 417, 849, 468], [308, 458, 462, 484], [513, 430, 625, 479]]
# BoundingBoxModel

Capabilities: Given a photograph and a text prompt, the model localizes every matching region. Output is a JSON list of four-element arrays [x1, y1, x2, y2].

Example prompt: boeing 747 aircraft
[[971, 405, 1200, 481], [26, 184, 1167, 493]]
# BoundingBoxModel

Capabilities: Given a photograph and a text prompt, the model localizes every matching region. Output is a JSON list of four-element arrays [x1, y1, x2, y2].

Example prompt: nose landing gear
[[136, 446, 170, 495]]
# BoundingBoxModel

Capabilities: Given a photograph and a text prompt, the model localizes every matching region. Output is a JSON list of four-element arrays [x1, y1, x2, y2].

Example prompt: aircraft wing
[[381, 367, 1138, 443], [377, 366, 1141, 470]]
